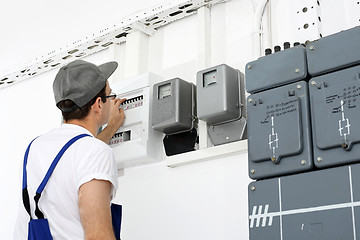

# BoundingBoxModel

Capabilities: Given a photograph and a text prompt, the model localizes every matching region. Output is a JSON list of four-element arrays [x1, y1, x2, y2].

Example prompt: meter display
[[158, 83, 172, 99], [203, 70, 217, 87]]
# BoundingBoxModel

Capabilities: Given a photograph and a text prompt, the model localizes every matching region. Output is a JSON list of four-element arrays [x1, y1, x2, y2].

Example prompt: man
[[14, 60, 125, 239]]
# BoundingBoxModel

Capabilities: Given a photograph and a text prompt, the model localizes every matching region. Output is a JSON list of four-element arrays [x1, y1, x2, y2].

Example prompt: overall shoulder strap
[[23, 133, 92, 219], [22, 137, 39, 220]]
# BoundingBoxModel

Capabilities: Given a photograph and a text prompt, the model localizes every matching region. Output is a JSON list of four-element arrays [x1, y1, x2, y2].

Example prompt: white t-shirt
[[14, 124, 118, 240]]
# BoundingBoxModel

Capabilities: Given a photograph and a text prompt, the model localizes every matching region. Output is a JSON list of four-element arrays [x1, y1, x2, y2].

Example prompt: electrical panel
[[152, 78, 196, 135], [247, 81, 313, 179], [306, 26, 360, 77], [309, 65, 360, 168], [245, 45, 307, 94], [247, 27, 360, 240], [196, 64, 246, 146], [109, 73, 163, 169], [248, 163, 360, 240]]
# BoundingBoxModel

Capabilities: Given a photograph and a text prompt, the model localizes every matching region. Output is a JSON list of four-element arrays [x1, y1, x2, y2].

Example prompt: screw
[[248, 98, 253, 103], [247, 64, 252, 69], [301, 160, 306, 165], [250, 169, 256, 174], [295, 68, 300, 73], [309, 45, 315, 50], [250, 186, 256, 191], [311, 81, 317, 86], [226, 136, 229, 140], [317, 157, 323, 162], [271, 157, 276, 162], [297, 84, 302, 89]]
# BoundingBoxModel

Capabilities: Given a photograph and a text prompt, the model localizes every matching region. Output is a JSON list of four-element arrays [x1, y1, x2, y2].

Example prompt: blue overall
[[22, 134, 122, 240]]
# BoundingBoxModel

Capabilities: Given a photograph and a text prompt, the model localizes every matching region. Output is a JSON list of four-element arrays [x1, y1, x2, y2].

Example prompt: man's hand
[[108, 98, 126, 131], [97, 98, 126, 144]]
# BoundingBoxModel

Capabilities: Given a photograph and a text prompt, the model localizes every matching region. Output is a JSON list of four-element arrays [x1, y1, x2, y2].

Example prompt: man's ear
[[92, 97, 103, 113]]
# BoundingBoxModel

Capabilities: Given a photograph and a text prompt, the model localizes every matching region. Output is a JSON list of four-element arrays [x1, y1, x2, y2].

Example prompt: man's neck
[[65, 119, 98, 137]]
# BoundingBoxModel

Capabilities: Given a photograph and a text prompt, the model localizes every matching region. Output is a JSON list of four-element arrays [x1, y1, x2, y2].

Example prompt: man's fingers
[[112, 98, 126, 107], [118, 98, 126, 104], [112, 99, 121, 107]]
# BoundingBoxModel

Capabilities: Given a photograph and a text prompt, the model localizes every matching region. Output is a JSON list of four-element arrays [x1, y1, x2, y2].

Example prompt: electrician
[[14, 60, 125, 240]]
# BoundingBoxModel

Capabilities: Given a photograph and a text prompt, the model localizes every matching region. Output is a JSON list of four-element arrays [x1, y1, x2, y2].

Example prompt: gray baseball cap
[[53, 60, 118, 112]]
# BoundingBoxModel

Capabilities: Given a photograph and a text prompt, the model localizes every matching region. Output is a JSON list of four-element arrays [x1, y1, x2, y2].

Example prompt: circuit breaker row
[[246, 26, 360, 180], [247, 26, 360, 240]]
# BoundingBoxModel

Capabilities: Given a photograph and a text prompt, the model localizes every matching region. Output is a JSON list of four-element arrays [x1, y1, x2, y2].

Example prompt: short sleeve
[[75, 140, 118, 199]]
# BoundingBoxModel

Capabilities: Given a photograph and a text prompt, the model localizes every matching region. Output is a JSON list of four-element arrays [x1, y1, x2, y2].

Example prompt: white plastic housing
[[109, 73, 163, 169]]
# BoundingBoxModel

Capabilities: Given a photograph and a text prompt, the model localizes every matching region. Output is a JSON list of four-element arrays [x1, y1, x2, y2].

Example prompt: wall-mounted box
[[152, 78, 196, 135], [151, 78, 197, 156], [197, 64, 244, 125], [248, 163, 360, 240], [196, 64, 246, 146], [309, 65, 360, 168], [306, 26, 360, 77], [247, 81, 313, 179], [109, 73, 163, 169], [245, 45, 308, 94]]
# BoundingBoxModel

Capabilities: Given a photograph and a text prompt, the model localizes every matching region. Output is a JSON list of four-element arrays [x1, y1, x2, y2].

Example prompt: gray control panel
[[245, 45, 307, 94], [309, 65, 360, 168], [306, 26, 360, 77], [247, 81, 313, 179], [248, 163, 360, 240], [152, 78, 195, 135]]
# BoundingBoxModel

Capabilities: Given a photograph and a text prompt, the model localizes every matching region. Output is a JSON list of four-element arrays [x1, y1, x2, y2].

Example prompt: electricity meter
[[152, 78, 197, 156], [196, 64, 246, 145]]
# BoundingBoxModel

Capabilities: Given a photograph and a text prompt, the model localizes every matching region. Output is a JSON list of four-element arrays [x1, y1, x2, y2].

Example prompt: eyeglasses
[[102, 92, 117, 101]]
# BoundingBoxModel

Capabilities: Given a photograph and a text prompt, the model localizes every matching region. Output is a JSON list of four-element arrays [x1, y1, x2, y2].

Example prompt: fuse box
[[309, 65, 360, 168], [306, 26, 360, 77], [248, 163, 360, 240], [245, 45, 308, 94], [109, 72, 163, 169], [247, 81, 313, 179]]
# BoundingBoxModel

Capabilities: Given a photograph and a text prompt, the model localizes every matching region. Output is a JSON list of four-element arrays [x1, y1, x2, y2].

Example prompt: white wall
[[0, 0, 358, 239]]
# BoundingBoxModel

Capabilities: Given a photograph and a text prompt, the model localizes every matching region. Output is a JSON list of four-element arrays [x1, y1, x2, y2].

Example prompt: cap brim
[[98, 61, 118, 80]]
